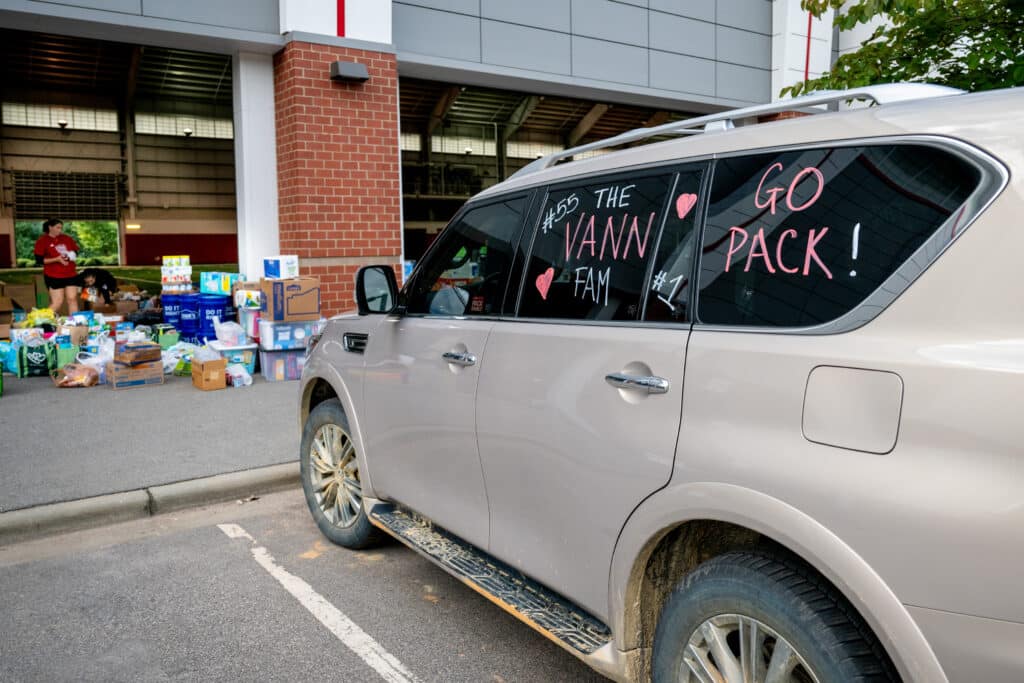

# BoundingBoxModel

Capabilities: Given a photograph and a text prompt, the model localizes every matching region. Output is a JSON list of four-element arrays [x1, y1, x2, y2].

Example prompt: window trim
[[399, 190, 535, 319], [638, 161, 714, 324], [509, 166, 682, 323], [401, 134, 1006, 333], [690, 134, 1008, 335]]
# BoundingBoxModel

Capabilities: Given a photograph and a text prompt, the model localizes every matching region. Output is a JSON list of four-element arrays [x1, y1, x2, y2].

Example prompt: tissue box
[[262, 255, 299, 279]]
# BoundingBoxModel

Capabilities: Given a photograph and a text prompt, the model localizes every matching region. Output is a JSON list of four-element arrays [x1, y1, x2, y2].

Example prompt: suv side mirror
[[356, 265, 399, 315]]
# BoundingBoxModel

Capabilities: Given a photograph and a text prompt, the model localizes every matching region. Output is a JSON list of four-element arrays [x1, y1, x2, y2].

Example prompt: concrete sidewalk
[[0, 372, 303, 544]]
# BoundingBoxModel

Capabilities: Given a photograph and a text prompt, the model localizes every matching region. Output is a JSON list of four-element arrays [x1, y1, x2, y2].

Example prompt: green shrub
[[101, 255, 119, 265], [16, 258, 34, 267]]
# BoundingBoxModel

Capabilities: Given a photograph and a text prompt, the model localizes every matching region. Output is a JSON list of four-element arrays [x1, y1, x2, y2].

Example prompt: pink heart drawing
[[535, 267, 554, 300], [675, 193, 698, 220]]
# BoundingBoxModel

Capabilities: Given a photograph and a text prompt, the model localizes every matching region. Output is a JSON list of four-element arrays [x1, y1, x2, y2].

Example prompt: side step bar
[[369, 503, 612, 656]]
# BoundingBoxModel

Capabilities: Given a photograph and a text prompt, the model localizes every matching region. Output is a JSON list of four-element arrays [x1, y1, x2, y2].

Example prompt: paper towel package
[[262, 255, 299, 279]]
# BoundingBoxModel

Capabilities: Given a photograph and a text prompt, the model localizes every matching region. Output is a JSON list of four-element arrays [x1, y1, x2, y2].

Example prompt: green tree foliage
[[13, 220, 39, 263], [12, 219, 119, 267], [71, 221, 119, 259], [783, 0, 1024, 97]]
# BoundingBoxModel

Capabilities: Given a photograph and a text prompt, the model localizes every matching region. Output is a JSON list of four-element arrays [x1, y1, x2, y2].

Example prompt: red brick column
[[273, 41, 401, 316]]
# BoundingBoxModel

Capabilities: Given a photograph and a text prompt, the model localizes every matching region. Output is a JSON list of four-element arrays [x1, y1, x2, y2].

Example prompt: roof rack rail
[[510, 83, 963, 180]]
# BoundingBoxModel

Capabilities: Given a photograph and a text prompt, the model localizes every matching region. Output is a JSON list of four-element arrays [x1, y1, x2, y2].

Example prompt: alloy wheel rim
[[308, 423, 362, 528], [680, 613, 820, 683]]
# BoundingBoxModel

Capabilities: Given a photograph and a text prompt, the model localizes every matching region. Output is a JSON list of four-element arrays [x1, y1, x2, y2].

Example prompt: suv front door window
[[361, 195, 529, 548]]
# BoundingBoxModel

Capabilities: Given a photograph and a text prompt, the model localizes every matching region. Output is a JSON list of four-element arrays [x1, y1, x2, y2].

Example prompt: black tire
[[300, 398, 384, 549], [652, 550, 899, 683]]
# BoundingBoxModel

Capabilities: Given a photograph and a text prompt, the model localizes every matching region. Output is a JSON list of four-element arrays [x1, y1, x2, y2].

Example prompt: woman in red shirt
[[33, 218, 80, 315]]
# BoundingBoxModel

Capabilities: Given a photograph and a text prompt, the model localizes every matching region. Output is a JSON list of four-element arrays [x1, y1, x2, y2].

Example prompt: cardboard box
[[59, 324, 90, 347], [115, 300, 139, 315], [192, 357, 227, 391], [1, 284, 36, 312], [107, 360, 164, 389], [263, 255, 299, 279], [258, 318, 325, 351], [0, 296, 12, 339], [259, 277, 320, 322], [90, 300, 117, 314], [114, 341, 162, 366]]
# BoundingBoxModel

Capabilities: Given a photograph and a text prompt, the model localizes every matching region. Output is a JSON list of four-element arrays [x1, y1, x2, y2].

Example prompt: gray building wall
[[0, 0, 283, 55], [19, 0, 279, 35], [394, 0, 773, 108]]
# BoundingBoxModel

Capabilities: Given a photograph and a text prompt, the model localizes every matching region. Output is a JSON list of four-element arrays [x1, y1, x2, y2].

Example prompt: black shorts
[[44, 275, 79, 290]]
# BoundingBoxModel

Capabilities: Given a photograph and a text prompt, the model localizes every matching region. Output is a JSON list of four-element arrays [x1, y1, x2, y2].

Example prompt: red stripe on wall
[[337, 0, 345, 36], [0, 235, 11, 267], [125, 234, 238, 266]]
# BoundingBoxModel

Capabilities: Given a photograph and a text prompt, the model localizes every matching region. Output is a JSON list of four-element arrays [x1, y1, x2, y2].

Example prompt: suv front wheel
[[300, 398, 384, 549], [652, 550, 898, 683]]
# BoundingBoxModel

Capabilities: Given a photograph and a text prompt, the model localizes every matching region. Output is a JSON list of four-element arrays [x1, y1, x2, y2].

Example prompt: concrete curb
[[0, 462, 300, 546]]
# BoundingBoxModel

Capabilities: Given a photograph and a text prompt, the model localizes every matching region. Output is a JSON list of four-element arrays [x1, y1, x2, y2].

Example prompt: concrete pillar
[[771, 0, 835, 99], [232, 51, 281, 280]]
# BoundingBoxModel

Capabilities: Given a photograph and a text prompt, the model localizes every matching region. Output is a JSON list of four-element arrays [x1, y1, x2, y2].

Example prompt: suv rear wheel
[[300, 398, 384, 549], [652, 550, 898, 683]]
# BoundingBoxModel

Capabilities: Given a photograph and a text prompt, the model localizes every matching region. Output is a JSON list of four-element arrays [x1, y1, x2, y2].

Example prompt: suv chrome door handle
[[443, 351, 477, 367], [605, 372, 670, 394]]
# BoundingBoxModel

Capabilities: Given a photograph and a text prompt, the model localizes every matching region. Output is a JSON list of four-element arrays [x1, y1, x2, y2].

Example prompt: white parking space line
[[218, 523, 421, 683]]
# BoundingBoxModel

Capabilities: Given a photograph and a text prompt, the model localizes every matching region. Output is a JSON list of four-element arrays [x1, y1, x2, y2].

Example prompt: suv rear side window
[[518, 173, 673, 321], [405, 196, 527, 316], [697, 144, 981, 327]]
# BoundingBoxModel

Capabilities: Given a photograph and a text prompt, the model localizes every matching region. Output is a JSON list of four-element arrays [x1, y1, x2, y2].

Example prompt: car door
[[476, 166, 707, 617], [362, 194, 530, 549]]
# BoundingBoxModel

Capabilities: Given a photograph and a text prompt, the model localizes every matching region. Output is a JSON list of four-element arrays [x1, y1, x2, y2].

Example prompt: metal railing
[[510, 83, 964, 180]]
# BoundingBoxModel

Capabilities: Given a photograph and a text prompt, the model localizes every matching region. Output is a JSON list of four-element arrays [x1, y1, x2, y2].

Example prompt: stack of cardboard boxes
[[107, 340, 164, 390], [230, 256, 324, 382]]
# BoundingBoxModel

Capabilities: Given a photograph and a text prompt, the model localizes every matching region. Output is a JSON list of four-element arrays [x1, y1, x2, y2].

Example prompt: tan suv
[[298, 83, 1022, 682]]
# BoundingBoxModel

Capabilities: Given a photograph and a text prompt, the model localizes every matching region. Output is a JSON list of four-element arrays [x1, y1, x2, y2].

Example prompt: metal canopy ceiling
[[0, 28, 232, 108], [1, 28, 697, 148], [135, 46, 232, 107], [399, 77, 694, 147], [0, 29, 134, 97]]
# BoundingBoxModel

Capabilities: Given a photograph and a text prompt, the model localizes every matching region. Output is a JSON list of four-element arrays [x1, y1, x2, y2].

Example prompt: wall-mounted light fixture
[[330, 60, 370, 83], [183, 127, 193, 137], [464, 147, 473, 155], [57, 119, 68, 129], [126, 223, 142, 230]]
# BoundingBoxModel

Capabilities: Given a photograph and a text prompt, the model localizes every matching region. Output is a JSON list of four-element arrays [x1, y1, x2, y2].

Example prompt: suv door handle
[[605, 372, 670, 394], [442, 351, 477, 367]]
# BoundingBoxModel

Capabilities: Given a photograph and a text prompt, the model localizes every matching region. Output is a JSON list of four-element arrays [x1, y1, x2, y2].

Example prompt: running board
[[368, 503, 612, 656]]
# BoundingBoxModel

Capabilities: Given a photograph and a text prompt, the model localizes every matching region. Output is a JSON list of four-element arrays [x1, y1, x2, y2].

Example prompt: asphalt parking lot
[[0, 372, 301, 542]]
